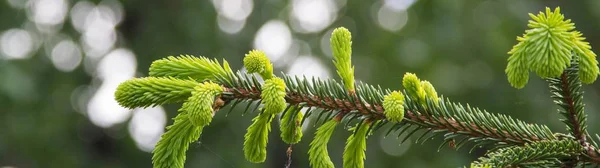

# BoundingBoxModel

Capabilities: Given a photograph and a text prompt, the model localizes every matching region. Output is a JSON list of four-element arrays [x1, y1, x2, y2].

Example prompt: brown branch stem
[[559, 72, 587, 145], [223, 87, 538, 144], [219, 84, 600, 164]]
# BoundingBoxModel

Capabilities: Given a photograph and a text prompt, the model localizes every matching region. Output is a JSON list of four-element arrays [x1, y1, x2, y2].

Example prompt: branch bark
[[219, 82, 600, 164], [222, 87, 544, 144], [558, 72, 587, 145]]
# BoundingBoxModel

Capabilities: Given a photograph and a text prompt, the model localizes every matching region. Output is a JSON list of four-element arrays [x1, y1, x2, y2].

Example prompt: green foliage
[[506, 7, 599, 88], [343, 122, 370, 168], [547, 60, 588, 140], [331, 27, 355, 91], [505, 41, 530, 89], [467, 163, 491, 168], [261, 77, 287, 115], [182, 81, 223, 127], [382, 91, 405, 123], [421, 81, 439, 103], [572, 31, 600, 83], [244, 113, 273, 163], [402, 73, 425, 105], [243, 50, 274, 79], [525, 7, 574, 78], [114, 10, 600, 166], [152, 112, 204, 168], [308, 120, 338, 168], [391, 94, 556, 152], [472, 139, 582, 167], [280, 106, 303, 144], [231, 64, 557, 158], [151, 81, 223, 168], [115, 77, 198, 108], [149, 55, 234, 82]]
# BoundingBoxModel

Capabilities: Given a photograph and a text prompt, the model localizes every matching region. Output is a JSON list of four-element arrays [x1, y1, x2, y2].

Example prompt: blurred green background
[[1, 0, 600, 167]]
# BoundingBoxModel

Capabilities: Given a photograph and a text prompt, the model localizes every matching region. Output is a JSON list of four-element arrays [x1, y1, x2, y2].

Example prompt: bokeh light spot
[[129, 106, 167, 152], [374, 2, 409, 32], [379, 133, 411, 156], [254, 20, 292, 63], [51, 40, 83, 72], [87, 49, 137, 128], [287, 56, 330, 79], [290, 0, 337, 33], [27, 0, 69, 26], [0, 29, 34, 60]]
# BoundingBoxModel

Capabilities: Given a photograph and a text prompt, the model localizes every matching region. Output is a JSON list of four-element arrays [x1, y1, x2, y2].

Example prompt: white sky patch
[[129, 106, 167, 152], [212, 0, 253, 21], [217, 15, 246, 34], [27, 0, 69, 26], [290, 0, 337, 33], [87, 49, 137, 128], [0, 29, 34, 60], [254, 20, 292, 63], [374, 1, 409, 32], [384, 0, 415, 11], [81, 5, 119, 58], [71, 1, 95, 32], [287, 56, 330, 79], [213, 0, 252, 34], [51, 40, 83, 72]]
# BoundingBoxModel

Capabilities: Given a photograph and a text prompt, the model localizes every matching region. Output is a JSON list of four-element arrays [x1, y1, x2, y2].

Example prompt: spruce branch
[[505, 7, 599, 89], [113, 7, 600, 167], [280, 106, 304, 144], [115, 77, 198, 108], [219, 73, 556, 146], [151, 81, 224, 168], [572, 31, 600, 84], [343, 121, 371, 168], [547, 60, 588, 145], [382, 91, 405, 123], [244, 113, 274, 163], [183, 81, 224, 127], [308, 119, 338, 168], [149, 55, 233, 82], [152, 112, 204, 168], [331, 27, 355, 92], [472, 139, 582, 167], [243, 50, 274, 80]]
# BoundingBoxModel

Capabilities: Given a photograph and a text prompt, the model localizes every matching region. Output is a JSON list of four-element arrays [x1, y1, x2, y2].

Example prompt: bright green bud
[[182, 81, 223, 127], [506, 40, 530, 89], [152, 112, 203, 168], [343, 123, 370, 168], [149, 55, 232, 82], [261, 77, 287, 115], [506, 7, 599, 88], [243, 50, 268, 73], [115, 77, 198, 109], [308, 120, 338, 168], [243, 50, 274, 79], [469, 163, 492, 168], [525, 7, 574, 78], [243, 114, 273, 163], [383, 91, 405, 123], [402, 73, 425, 104], [421, 80, 439, 103], [331, 27, 355, 91], [572, 31, 599, 84], [280, 106, 303, 144]]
